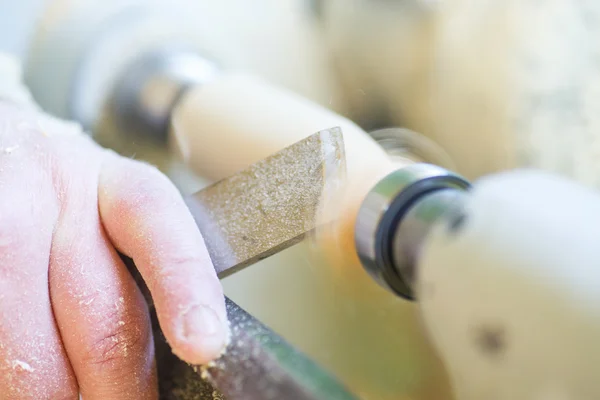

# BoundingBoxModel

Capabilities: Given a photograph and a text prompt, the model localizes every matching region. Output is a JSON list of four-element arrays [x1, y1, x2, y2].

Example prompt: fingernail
[[173, 304, 229, 364], [182, 305, 223, 338]]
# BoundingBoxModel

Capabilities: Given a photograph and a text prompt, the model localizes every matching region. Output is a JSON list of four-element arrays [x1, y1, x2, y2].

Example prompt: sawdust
[[10, 360, 34, 372], [163, 363, 226, 400], [308, 160, 399, 282], [307, 128, 425, 296]]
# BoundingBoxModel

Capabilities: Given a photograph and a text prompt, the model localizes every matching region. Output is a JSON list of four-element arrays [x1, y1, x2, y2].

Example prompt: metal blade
[[185, 127, 346, 278]]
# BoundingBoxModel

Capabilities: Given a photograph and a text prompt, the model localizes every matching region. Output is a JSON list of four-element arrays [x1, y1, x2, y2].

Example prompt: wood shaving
[[10, 360, 34, 372]]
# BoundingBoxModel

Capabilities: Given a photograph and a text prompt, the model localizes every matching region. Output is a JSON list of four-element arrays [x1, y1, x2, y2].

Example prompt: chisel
[[181, 127, 357, 400]]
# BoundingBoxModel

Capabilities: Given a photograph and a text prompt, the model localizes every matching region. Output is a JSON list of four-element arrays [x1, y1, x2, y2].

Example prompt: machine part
[[355, 163, 470, 299], [154, 297, 358, 400], [185, 127, 346, 278], [391, 188, 468, 292], [201, 298, 358, 400], [111, 48, 220, 142], [24, 0, 208, 130], [417, 170, 600, 400]]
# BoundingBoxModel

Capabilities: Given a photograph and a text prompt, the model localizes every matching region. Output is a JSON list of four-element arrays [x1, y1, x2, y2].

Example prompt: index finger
[[98, 153, 229, 365]]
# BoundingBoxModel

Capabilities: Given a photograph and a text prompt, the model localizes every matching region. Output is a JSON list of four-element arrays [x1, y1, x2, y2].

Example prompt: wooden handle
[[169, 73, 393, 181]]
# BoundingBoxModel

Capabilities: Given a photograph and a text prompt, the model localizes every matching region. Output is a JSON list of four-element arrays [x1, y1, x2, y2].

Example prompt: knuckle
[[134, 161, 168, 181], [132, 164, 178, 201], [165, 252, 205, 270], [83, 317, 150, 372], [104, 159, 179, 217], [162, 253, 215, 281], [121, 158, 172, 189], [153, 253, 205, 283]]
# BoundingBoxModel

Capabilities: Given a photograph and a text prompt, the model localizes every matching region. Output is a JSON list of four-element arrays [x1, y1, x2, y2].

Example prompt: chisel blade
[[185, 127, 346, 278]]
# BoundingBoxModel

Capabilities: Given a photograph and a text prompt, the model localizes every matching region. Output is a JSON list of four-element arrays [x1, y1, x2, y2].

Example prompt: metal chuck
[[355, 163, 471, 299]]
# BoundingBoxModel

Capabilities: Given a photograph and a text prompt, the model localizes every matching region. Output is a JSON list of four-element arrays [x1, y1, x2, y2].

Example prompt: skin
[[0, 100, 229, 399]]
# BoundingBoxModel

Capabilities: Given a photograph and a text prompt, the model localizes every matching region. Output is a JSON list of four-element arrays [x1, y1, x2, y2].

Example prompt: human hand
[[0, 100, 228, 399]]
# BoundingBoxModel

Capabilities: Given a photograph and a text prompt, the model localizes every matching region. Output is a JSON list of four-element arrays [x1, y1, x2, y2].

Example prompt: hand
[[0, 100, 229, 399]]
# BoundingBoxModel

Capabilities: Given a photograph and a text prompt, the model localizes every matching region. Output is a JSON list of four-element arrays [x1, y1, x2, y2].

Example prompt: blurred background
[[2, 1, 595, 399]]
